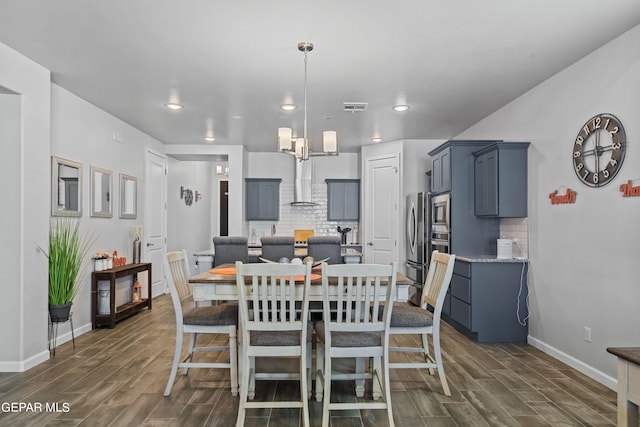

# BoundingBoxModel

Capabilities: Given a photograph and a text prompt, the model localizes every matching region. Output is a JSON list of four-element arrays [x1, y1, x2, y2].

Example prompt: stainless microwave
[[431, 193, 450, 231]]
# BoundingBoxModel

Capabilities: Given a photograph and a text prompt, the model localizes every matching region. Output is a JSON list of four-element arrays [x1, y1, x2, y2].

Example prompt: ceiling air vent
[[342, 102, 368, 113]]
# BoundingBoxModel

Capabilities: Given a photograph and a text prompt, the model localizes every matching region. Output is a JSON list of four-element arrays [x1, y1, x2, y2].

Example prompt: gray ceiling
[[1, 0, 639, 153]]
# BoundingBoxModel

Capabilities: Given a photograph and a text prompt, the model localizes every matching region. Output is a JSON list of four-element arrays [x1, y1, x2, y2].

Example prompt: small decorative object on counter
[[337, 226, 352, 245], [112, 250, 127, 267], [133, 224, 143, 263], [132, 279, 142, 302], [93, 252, 109, 271], [98, 289, 110, 314]]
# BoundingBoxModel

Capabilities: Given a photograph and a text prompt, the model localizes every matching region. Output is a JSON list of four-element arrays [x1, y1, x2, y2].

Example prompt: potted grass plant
[[47, 216, 94, 322]]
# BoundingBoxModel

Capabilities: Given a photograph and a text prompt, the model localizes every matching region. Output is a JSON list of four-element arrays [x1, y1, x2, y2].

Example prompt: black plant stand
[[48, 311, 75, 356]]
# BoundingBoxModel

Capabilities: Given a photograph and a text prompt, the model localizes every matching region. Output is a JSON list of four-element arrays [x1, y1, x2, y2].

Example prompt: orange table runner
[[209, 267, 320, 281], [277, 274, 321, 281], [209, 267, 236, 275]]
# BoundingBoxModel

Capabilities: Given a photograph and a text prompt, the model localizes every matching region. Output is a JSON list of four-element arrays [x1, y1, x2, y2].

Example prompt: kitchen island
[[443, 256, 529, 342], [194, 244, 363, 271]]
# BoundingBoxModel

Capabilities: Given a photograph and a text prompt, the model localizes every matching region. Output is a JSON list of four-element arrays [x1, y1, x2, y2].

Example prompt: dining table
[[188, 263, 413, 400], [189, 263, 413, 303]]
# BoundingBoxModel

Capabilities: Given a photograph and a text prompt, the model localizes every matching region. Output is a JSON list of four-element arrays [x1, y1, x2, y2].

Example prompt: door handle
[[367, 242, 374, 246], [146, 243, 154, 247]]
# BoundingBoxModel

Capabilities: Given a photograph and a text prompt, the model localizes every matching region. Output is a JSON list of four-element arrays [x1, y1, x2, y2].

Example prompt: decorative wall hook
[[183, 188, 194, 206], [195, 191, 202, 202]]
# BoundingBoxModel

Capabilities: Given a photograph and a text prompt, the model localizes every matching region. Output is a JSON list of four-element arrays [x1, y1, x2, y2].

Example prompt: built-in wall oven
[[430, 193, 451, 254]]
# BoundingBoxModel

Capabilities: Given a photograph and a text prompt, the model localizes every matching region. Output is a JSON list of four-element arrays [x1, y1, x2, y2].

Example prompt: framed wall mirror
[[119, 173, 138, 219], [90, 166, 113, 218], [51, 156, 82, 217]]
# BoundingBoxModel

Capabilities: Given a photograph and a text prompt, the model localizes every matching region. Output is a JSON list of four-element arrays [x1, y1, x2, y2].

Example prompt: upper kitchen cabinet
[[473, 142, 529, 217], [429, 140, 501, 255], [430, 147, 451, 194], [326, 179, 360, 221], [245, 178, 281, 221]]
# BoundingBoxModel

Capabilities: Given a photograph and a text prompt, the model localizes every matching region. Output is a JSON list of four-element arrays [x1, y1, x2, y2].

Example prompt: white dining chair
[[163, 250, 238, 396], [388, 251, 456, 396], [315, 262, 397, 427], [234, 260, 313, 427]]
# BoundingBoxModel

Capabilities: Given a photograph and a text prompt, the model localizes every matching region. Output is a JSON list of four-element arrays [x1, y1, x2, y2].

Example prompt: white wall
[[50, 84, 165, 339], [0, 42, 50, 371], [164, 144, 246, 236], [246, 152, 360, 238], [361, 140, 444, 272], [166, 157, 215, 273], [0, 92, 24, 364], [455, 24, 640, 388]]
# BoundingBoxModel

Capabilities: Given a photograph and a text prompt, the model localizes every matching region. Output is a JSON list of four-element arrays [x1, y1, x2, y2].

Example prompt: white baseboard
[[527, 335, 617, 391], [0, 349, 49, 372], [51, 321, 92, 348], [0, 322, 92, 372]]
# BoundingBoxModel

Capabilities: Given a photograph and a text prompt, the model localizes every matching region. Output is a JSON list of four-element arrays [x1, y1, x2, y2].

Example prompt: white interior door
[[364, 155, 400, 265], [145, 150, 167, 298]]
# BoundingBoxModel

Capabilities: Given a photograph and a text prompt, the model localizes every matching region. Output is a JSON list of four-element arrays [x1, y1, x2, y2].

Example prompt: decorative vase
[[49, 303, 72, 322], [98, 290, 110, 315], [133, 238, 141, 264]]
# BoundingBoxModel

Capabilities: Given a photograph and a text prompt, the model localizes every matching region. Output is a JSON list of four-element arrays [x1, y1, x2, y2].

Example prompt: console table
[[91, 263, 152, 328], [607, 347, 640, 426]]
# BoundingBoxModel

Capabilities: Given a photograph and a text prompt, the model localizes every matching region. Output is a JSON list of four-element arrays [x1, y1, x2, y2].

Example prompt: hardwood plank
[[0, 294, 623, 426], [476, 378, 539, 417], [537, 387, 614, 426], [526, 401, 583, 426], [442, 401, 492, 426], [462, 389, 522, 425]]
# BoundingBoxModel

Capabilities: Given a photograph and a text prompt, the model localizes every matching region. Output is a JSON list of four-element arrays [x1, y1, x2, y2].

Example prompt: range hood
[[291, 158, 316, 205]]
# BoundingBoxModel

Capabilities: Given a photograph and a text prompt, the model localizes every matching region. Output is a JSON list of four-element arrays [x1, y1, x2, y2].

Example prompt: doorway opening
[[219, 180, 229, 236]]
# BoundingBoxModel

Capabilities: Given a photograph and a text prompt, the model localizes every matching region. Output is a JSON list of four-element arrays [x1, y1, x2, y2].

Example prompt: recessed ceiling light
[[204, 136, 215, 142], [280, 104, 297, 111], [371, 137, 383, 143], [165, 102, 183, 111], [392, 104, 410, 112]]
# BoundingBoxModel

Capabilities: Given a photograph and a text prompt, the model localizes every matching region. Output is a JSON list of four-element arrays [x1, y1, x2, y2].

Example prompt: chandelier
[[278, 42, 338, 161]]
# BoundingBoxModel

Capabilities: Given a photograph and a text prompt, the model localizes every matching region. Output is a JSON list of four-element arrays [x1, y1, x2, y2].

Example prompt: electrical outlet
[[584, 326, 592, 342]]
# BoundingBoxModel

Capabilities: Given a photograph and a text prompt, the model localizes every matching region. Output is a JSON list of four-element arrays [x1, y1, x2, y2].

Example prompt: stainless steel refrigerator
[[405, 191, 430, 306]]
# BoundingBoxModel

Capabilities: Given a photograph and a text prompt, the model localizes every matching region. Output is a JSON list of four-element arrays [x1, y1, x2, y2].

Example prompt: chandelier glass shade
[[278, 42, 338, 161]]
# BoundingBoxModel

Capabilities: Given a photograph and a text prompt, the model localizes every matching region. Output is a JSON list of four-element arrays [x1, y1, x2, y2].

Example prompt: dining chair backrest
[[235, 260, 312, 334], [260, 236, 295, 262], [321, 262, 397, 333], [213, 236, 248, 266], [420, 251, 456, 315], [164, 249, 238, 397], [307, 235, 342, 264], [165, 250, 193, 314]]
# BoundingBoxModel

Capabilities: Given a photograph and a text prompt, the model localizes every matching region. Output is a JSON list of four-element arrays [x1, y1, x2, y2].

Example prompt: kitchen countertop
[[194, 247, 362, 258], [248, 243, 362, 248], [455, 255, 528, 263]]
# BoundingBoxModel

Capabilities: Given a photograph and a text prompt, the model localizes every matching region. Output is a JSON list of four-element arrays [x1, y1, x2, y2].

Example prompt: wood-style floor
[[0, 295, 622, 427]]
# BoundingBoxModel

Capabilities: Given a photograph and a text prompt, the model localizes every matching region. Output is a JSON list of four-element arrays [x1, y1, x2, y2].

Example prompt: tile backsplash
[[247, 183, 528, 258], [247, 184, 359, 245], [499, 217, 529, 258]]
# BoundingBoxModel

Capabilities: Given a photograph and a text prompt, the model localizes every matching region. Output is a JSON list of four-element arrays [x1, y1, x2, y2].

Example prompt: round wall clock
[[573, 113, 626, 188]]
